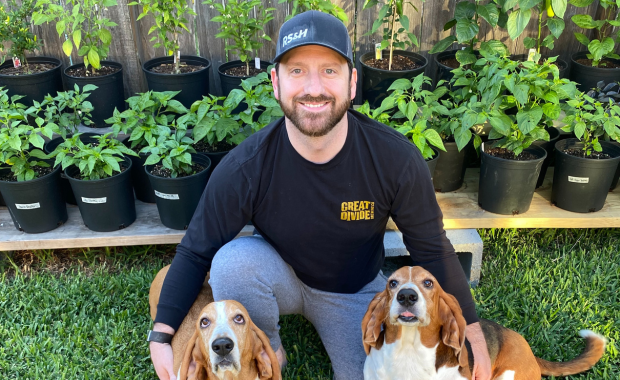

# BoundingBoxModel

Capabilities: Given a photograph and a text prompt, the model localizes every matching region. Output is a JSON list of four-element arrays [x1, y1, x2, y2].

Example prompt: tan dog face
[[180, 300, 280, 380], [385, 266, 441, 327]]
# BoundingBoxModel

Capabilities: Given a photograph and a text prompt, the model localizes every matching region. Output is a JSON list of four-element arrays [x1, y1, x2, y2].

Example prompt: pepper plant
[[561, 91, 620, 156], [571, 0, 620, 67], [33, 0, 118, 75], [279, 0, 348, 23], [203, 0, 274, 76], [129, 0, 196, 74], [234, 72, 283, 133], [49, 133, 137, 180], [105, 91, 188, 150], [0, 0, 42, 71], [429, 0, 508, 65], [0, 88, 33, 129], [502, 0, 567, 54], [362, 0, 423, 71], [141, 123, 197, 178], [187, 94, 243, 148]]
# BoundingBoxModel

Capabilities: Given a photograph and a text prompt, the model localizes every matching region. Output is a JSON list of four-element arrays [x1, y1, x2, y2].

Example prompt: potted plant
[[278, 0, 348, 22], [49, 133, 138, 231], [142, 125, 211, 230], [429, 0, 507, 86], [0, 0, 63, 106], [0, 90, 67, 233], [502, 0, 569, 78], [33, 0, 125, 127], [553, 91, 620, 212], [106, 90, 188, 203], [130, 0, 211, 109], [357, 75, 447, 178], [360, 0, 427, 107], [469, 52, 575, 215], [204, 0, 275, 96], [570, 0, 620, 91]]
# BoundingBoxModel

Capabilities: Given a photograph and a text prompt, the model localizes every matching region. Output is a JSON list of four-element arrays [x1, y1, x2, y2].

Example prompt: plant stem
[[174, 31, 180, 75], [388, 0, 397, 71], [537, 6, 542, 54], [246, 60, 250, 76]]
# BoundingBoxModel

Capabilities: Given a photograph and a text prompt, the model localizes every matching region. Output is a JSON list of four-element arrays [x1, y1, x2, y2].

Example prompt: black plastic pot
[[426, 148, 440, 180], [120, 137, 156, 203], [218, 60, 273, 97], [532, 127, 561, 188], [63, 60, 125, 128], [0, 190, 5, 206], [570, 51, 620, 92], [0, 56, 63, 106], [44, 133, 102, 205], [478, 144, 546, 215], [146, 154, 212, 230], [511, 54, 568, 79], [433, 141, 472, 192], [197, 150, 230, 170], [0, 164, 67, 233], [360, 50, 428, 109], [434, 50, 461, 87], [143, 55, 211, 109], [610, 141, 620, 190], [551, 139, 620, 213], [66, 157, 136, 231]]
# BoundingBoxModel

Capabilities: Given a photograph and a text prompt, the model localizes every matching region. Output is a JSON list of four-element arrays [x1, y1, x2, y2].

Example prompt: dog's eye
[[423, 279, 433, 288], [389, 280, 398, 289], [233, 315, 245, 324], [200, 318, 210, 328]]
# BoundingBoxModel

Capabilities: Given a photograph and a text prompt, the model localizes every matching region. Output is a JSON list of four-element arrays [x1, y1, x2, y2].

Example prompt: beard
[[278, 86, 351, 137]]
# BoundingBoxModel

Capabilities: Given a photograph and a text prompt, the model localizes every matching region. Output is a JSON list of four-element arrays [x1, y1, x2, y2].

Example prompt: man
[[149, 11, 492, 380]]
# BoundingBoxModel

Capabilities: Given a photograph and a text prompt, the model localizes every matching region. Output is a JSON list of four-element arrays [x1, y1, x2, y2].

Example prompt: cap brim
[[274, 42, 353, 63]]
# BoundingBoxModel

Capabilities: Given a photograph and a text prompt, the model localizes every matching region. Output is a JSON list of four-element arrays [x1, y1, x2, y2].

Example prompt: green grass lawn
[[0, 229, 618, 379]]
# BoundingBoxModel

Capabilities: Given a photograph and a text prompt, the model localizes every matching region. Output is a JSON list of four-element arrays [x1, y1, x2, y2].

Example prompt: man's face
[[272, 45, 357, 137]]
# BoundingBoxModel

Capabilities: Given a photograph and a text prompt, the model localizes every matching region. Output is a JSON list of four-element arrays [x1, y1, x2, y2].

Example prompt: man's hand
[[466, 322, 492, 380], [150, 323, 177, 380]]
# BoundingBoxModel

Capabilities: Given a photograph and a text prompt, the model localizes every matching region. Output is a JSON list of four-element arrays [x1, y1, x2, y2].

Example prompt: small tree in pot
[[279, 0, 348, 22], [0, 0, 42, 73]]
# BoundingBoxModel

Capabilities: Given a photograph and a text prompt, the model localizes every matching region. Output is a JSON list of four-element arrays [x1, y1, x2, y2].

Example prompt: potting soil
[[562, 148, 612, 159], [148, 63, 206, 74], [65, 65, 121, 77], [485, 147, 536, 161], [363, 55, 420, 71], [0, 63, 57, 75]]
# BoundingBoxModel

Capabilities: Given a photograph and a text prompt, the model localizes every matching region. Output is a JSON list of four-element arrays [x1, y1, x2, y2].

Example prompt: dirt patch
[[194, 140, 235, 154], [485, 147, 536, 161], [562, 148, 612, 159], [149, 163, 207, 178], [0, 63, 57, 76], [439, 57, 460, 69], [363, 54, 420, 71], [575, 58, 620, 69], [148, 63, 206, 74], [0, 166, 53, 182], [65, 64, 120, 78], [224, 66, 267, 77]]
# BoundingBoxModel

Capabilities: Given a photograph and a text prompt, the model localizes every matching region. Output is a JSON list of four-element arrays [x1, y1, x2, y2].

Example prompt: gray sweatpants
[[209, 235, 387, 380]]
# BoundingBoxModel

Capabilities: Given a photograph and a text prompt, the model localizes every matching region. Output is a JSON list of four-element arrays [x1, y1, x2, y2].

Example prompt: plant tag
[[255, 57, 260, 70], [568, 176, 589, 184], [12, 57, 21, 68], [527, 48, 537, 62], [15, 202, 40, 210], [375, 43, 382, 60], [155, 190, 179, 200], [82, 197, 107, 204]]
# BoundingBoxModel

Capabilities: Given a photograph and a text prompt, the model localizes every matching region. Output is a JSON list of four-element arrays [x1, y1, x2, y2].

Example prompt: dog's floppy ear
[[179, 331, 209, 380], [250, 320, 281, 380], [438, 290, 468, 368], [361, 290, 389, 355]]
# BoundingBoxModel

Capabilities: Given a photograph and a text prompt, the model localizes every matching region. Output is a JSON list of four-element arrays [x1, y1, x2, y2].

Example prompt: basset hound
[[149, 265, 281, 380], [361, 266, 607, 380]]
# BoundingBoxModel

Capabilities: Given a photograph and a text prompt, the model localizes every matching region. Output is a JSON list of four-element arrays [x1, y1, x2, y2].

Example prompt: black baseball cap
[[274, 11, 353, 63]]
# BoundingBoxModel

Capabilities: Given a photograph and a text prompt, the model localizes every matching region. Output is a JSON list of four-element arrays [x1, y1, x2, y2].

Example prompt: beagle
[[149, 265, 281, 380], [361, 266, 607, 380]]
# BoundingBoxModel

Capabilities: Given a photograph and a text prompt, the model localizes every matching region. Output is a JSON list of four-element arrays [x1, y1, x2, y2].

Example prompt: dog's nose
[[212, 337, 234, 356], [397, 288, 418, 307]]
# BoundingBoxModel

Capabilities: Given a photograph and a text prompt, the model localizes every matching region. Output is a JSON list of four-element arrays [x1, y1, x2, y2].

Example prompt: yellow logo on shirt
[[341, 201, 374, 221]]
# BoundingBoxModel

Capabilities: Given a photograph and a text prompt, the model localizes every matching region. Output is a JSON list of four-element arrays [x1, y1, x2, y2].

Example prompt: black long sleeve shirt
[[155, 110, 478, 329]]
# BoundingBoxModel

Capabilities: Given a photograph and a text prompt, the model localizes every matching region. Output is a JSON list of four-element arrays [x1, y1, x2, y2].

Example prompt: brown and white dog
[[149, 265, 281, 380], [361, 266, 607, 380]]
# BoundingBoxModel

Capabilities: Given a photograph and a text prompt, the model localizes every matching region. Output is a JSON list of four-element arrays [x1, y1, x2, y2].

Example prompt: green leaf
[[83, 84, 98, 92], [423, 129, 445, 151], [489, 114, 512, 136], [62, 39, 73, 57], [574, 121, 586, 139], [547, 18, 565, 39], [387, 79, 412, 92], [574, 32, 590, 46], [56, 20, 66, 36], [29, 133, 45, 149], [477, 3, 499, 27], [145, 154, 161, 166], [551, 0, 567, 19], [516, 106, 543, 134], [589, 38, 614, 63], [73, 30, 82, 50], [513, 84, 530, 105], [99, 29, 112, 45], [507, 8, 532, 40], [455, 1, 477, 19], [456, 19, 479, 43], [455, 50, 477, 65], [523, 37, 536, 49], [542, 103, 561, 119], [572, 14, 595, 29], [88, 48, 101, 69], [429, 36, 457, 54], [569, 0, 594, 6]]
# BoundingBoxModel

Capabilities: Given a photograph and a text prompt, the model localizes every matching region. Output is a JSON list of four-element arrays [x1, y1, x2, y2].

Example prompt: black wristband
[[147, 330, 174, 344]]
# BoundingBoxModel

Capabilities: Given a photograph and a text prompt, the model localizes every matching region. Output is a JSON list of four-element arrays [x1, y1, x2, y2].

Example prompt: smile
[[299, 102, 330, 110]]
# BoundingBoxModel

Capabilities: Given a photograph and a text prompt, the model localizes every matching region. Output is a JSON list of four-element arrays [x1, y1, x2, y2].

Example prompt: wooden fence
[[15, 0, 608, 102]]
